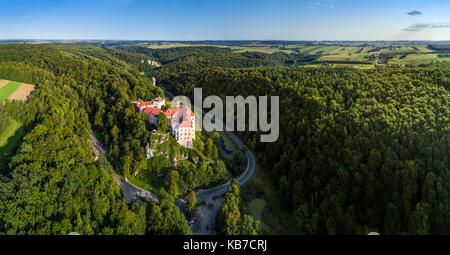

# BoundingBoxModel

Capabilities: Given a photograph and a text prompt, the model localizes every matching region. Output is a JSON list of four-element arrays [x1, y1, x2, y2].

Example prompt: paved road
[[188, 102, 256, 234], [114, 173, 159, 203], [91, 131, 159, 203], [193, 104, 255, 201], [93, 86, 257, 235], [195, 145, 254, 202], [162, 86, 256, 202]]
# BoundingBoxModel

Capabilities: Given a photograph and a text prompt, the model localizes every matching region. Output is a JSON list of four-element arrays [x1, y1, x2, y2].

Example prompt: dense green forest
[[0, 105, 10, 132], [153, 56, 449, 234], [139, 131, 229, 198], [0, 44, 190, 235], [217, 180, 261, 235], [118, 45, 294, 65], [1, 42, 449, 235], [119, 46, 317, 88]]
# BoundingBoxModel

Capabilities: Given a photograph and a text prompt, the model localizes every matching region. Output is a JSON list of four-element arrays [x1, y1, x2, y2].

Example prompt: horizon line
[[1, 39, 450, 42]]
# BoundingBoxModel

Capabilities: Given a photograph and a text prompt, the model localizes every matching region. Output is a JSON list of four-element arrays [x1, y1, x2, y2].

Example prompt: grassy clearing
[[241, 162, 298, 234], [0, 119, 25, 171], [0, 119, 22, 150], [127, 174, 163, 196], [213, 131, 238, 160], [0, 82, 21, 103]]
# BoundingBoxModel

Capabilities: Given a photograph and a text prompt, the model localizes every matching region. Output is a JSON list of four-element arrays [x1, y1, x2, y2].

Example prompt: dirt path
[[90, 131, 105, 157], [0, 80, 9, 88]]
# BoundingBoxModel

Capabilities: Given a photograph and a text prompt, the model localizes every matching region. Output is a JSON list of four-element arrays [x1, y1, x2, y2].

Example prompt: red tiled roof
[[139, 105, 194, 128], [138, 101, 154, 107], [164, 108, 180, 117], [134, 101, 154, 112], [144, 107, 162, 116]]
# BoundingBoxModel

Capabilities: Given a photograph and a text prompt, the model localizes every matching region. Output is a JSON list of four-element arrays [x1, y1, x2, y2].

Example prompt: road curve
[[172, 88, 256, 202], [110, 86, 256, 205], [194, 138, 255, 202], [114, 173, 159, 203], [91, 131, 160, 203]]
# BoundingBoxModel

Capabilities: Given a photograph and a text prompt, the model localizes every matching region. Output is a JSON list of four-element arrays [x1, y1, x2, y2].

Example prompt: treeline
[[0, 44, 190, 234], [158, 65, 450, 234], [217, 180, 260, 235], [0, 98, 35, 175], [427, 44, 450, 52], [119, 45, 294, 66], [54, 44, 159, 72], [119, 46, 314, 91], [0, 105, 10, 132]]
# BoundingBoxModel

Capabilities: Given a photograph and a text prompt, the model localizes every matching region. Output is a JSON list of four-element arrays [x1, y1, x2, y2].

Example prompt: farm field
[[318, 53, 372, 63], [389, 53, 450, 65], [143, 42, 230, 49], [0, 81, 21, 103], [0, 80, 35, 103], [144, 42, 197, 49], [0, 80, 10, 88], [230, 44, 295, 54], [8, 83, 35, 101], [125, 41, 450, 67]]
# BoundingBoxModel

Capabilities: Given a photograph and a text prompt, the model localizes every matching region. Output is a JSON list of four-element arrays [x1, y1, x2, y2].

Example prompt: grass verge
[[241, 161, 298, 234]]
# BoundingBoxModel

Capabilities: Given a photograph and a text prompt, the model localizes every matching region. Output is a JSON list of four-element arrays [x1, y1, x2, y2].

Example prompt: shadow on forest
[[0, 123, 27, 175]]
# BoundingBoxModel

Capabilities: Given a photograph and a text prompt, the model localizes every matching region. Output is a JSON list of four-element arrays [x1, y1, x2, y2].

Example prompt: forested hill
[[1, 42, 449, 235], [118, 45, 295, 65], [118, 45, 317, 91], [157, 66, 450, 234], [0, 44, 190, 235]]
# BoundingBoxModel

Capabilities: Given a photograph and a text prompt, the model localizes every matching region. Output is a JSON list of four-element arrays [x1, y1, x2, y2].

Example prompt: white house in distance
[[134, 98, 195, 148]]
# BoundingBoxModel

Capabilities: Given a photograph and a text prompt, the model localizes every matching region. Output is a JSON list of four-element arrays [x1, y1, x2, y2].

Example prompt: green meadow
[[0, 81, 21, 103], [0, 119, 25, 172]]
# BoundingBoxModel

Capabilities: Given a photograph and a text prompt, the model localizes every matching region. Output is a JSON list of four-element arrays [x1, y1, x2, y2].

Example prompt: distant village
[[134, 97, 195, 149]]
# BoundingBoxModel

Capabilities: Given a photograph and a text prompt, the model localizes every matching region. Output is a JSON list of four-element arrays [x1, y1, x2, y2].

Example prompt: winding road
[[94, 86, 256, 234], [162, 86, 257, 234], [162, 86, 256, 202]]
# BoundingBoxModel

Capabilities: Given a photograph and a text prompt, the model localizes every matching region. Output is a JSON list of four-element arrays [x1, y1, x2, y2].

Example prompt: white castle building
[[134, 98, 195, 148]]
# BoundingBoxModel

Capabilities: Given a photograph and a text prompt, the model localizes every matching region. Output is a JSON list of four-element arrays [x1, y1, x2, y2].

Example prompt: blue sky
[[0, 0, 449, 40]]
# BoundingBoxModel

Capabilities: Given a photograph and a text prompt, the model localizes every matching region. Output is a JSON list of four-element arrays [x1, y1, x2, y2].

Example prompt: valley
[[0, 40, 449, 236]]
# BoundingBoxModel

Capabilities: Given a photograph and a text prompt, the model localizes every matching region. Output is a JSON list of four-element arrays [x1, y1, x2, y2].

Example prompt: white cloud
[[403, 22, 450, 32], [307, 1, 335, 9]]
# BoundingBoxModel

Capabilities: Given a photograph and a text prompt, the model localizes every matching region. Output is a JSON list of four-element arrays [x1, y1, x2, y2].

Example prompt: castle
[[134, 97, 195, 148]]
